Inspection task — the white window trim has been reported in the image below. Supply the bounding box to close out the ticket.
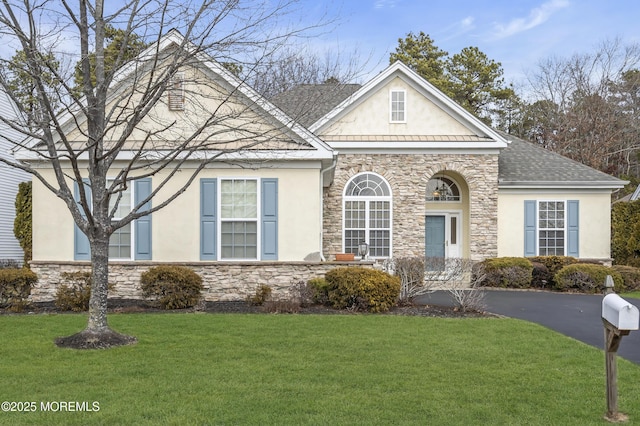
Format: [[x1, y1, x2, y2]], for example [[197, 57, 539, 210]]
[[389, 89, 406, 123], [342, 172, 393, 259], [537, 200, 567, 256], [107, 180, 136, 261], [218, 177, 262, 261]]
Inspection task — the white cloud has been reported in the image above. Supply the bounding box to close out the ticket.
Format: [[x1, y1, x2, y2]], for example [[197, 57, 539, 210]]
[[492, 0, 570, 39], [374, 0, 400, 9]]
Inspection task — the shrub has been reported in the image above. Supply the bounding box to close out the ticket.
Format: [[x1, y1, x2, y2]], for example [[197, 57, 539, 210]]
[[140, 265, 204, 309], [325, 267, 400, 313], [612, 265, 640, 291], [55, 272, 92, 312], [475, 257, 533, 288], [307, 277, 330, 305], [0, 267, 37, 311], [247, 284, 272, 306], [529, 256, 578, 281], [388, 257, 426, 303], [554, 264, 624, 293], [530, 262, 551, 288], [13, 181, 32, 265]]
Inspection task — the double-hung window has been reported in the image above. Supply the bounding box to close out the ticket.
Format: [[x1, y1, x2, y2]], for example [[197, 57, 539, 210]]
[[109, 183, 133, 259], [390, 89, 406, 122], [220, 179, 258, 259], [538, 201, 565, 256]]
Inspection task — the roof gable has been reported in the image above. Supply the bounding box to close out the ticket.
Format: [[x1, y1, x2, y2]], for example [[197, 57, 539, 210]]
[[310, 61, 508, 149]]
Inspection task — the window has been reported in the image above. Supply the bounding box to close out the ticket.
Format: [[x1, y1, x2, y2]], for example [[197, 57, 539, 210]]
[[74, 179, 152, 261], [343, 173, 391, 257], [200, 178, 278, 261], [220, 179, 258, 259], [108, 183, 132, 259], [390, 90, 406, 122], [426, 176, 460, 202], [168, 73, 184, 111], [524, 200, 579, 257], [538, 201, 565, 256]]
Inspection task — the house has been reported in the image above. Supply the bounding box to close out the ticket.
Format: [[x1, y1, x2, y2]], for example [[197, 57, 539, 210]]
[[18, 32, 625, 301], [0, 89, 30, 263]]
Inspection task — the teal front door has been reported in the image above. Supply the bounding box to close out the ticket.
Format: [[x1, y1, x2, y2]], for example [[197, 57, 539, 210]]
[[426, 215, 446, 270]]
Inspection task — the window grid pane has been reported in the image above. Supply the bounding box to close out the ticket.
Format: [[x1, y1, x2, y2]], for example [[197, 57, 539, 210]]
[[344, 230, 366, 255], [109, 223, 131, 259], [391, 91, 405, 122], [221, 221, 257, 259], [221, 179, 257, 219], [538, 201, 566, 255]]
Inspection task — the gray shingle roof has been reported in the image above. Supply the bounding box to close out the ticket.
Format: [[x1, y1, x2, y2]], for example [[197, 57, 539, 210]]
[[270, 84, 361, 127], [498, 132, 625, 188]]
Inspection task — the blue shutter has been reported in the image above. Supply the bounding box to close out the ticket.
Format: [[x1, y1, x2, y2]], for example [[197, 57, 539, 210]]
[[74, 180, 92, 260], [524, 200, 537, 257], [261, 178, 278, 260], [567, 200, 579, 257], [200, 178, 217, 260], [134, 178, 152, 260]]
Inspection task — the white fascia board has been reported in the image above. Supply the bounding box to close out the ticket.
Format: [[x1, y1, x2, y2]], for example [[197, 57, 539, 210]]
[[328, 140, 506, 150]]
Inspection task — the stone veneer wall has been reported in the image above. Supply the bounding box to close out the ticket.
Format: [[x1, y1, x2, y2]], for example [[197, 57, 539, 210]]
[[323, 153, 499, 261], [29, 261, 372, 303]]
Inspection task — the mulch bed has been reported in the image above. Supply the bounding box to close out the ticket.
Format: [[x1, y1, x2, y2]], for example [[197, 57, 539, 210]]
[[1, 299, 493, 318]]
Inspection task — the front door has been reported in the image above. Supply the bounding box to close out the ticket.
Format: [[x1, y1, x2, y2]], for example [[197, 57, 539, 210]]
[[425, 213, 461, 269]]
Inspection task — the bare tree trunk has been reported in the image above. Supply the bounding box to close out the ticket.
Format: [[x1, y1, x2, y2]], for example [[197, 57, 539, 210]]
[[87, 235, 109, 332]]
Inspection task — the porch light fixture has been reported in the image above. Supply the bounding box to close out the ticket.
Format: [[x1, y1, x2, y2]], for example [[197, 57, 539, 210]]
[[358, 241, 369, 260], [432, 169, 450, 199]]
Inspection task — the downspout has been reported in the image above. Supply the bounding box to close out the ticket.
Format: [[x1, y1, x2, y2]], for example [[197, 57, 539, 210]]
[[319, 153, 339, 261]]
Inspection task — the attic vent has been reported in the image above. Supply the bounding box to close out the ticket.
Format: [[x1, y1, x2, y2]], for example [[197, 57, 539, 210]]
[[168, 73, 184, 111]]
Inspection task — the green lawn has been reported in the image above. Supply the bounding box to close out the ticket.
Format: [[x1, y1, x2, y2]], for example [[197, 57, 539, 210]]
[[1, 313, 639, 425], [622, 291, 640, 299]]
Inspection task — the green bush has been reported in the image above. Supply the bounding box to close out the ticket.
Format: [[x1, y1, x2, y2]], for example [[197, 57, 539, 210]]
[[141, 265, 204, 309], [554, 264, 624, 293], [13, 181, 32, 266], [612, 200, 640, 266], [307, 277, 330, 305], [530, 262, 551, 288], [247, 284, 272, 306], [55, 272, 92, 312], [612, 265, 640, 291], [476, 257, 533, 288], [0, 267, 37, 311], [325, 267, 400, 313]]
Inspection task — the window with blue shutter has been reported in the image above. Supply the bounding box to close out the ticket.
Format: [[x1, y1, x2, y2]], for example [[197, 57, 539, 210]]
[[524, 200, 536, 257], [567, 200, 579, 257], [261, 178, 278, 260], [200, 178, 217, 260], [134, 178, 152, 260], [74, 180, 92, 260]]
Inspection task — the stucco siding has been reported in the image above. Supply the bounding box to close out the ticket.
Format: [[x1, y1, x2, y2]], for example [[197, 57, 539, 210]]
[[497, 190, 613, 260], [31, 163, 322, 263]]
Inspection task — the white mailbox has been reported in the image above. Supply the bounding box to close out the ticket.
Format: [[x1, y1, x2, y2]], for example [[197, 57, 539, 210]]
[[602, 294, 640, 330]]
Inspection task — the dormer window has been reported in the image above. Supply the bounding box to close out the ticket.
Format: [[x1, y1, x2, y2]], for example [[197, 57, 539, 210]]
[[168, 73, 184, 111], [390, 89, 406, 122]]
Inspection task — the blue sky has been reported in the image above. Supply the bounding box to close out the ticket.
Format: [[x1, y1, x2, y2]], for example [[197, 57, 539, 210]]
[[300, 0, 640, 85]]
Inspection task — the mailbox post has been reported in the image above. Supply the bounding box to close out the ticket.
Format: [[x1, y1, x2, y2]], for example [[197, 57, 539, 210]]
[[601, 285, 639, 422]]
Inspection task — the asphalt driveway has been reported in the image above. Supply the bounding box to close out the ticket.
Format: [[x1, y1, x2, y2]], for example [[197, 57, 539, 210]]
[[418, 290, 640, 365]]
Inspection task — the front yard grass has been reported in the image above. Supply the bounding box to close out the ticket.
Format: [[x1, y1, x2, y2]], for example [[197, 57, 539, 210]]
[[1, 313, 639, 425]]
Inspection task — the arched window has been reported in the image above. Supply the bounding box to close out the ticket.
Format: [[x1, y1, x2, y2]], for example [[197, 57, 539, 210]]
[[343, 173, 392, 257], [426, 176, 460, 202]]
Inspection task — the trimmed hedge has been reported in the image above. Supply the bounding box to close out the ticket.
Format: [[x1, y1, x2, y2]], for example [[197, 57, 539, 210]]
[[529, 256, 578, 288], [0, 267, 37, 311], [612, 265, 640, 291], [325, 267, 400, 313], [141, 265, 203, 309], [476, 257, 533, 288], [55, 272, 92, 312], [554, 264, 624, 293]]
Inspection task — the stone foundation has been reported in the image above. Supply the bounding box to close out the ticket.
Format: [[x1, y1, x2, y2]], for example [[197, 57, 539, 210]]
[[29, 261, 374, 303]]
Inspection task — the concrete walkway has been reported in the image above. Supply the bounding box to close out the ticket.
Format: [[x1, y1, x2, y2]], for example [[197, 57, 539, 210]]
[[417, 290, 640, 365]]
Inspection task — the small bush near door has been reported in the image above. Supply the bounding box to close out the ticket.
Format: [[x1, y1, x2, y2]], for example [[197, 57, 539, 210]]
[[325, 267, 400, 313], [141, 265, 203, 309]]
